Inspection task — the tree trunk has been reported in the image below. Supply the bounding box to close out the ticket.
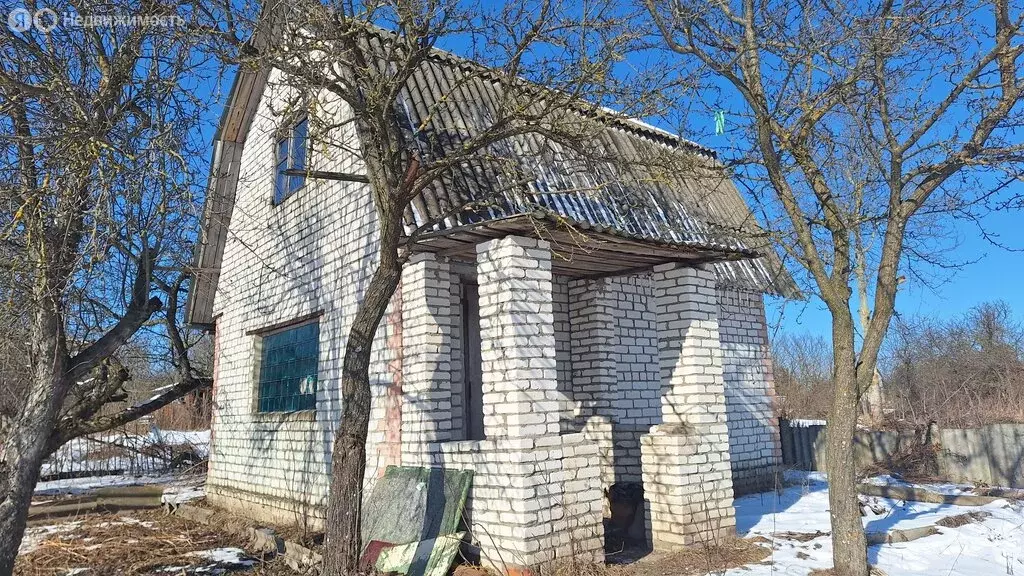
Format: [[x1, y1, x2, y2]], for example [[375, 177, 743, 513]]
[[0, 367, 66, 574], [825, 312, 869, 576], [322, 223, 403, 575]]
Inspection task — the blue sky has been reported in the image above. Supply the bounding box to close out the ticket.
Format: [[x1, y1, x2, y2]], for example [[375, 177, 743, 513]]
[[761, 209, 1024, 340]]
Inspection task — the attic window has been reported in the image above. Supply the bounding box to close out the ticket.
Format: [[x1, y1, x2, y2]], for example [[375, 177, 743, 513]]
[[274, 116, 308, 204]]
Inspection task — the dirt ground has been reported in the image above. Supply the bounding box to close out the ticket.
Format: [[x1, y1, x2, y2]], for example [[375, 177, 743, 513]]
[[17, 506, 771, 576], [601, 537, 772, 576], [16, 510, 295, 576]]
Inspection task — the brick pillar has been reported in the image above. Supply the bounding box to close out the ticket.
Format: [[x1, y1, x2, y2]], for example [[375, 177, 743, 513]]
[[476, 236, 560, 439], [568, 278, 618, 419], [401, 252, 453, 465], [641, 264, 735, 549], [569, 278, 619, 487]]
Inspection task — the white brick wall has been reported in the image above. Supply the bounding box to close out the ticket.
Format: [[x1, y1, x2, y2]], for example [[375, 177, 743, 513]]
[[400, 253, 454, 465], [476, 236, 561, 439], [641, 264, 735, 548], [718, 285, 782, 494], [441, 433, 604, 568], [207, 72, 396, 526]]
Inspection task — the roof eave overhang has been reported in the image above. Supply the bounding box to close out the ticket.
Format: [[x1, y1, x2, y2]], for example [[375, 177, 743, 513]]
[[184, 62, 271, 328]]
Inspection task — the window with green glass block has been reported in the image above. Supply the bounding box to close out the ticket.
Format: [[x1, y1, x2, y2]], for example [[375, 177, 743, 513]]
[[257, 321, 319, 412]]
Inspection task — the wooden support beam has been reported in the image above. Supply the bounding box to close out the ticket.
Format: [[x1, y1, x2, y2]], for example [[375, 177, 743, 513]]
[[283, 169, 370, 184]]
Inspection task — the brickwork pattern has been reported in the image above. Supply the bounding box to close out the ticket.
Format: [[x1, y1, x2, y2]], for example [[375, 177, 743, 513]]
[[568, 278, 617, 419], [718, 286, 783, 495], [641, 264, 736, 549], [400, 253, 454, 465], [552, 276, 575, 423], [206, 77, 395, 523], [608, 275, 662, 426], [475, 236, 561, 439], [640, 429, 736, 546], [441, 434, 604, 569], [449, 275, 465, 440]]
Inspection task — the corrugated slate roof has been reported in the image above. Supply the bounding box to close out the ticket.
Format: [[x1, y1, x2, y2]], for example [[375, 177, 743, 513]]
[[387, 47, 795, 295], [185, 29, 798, 326]]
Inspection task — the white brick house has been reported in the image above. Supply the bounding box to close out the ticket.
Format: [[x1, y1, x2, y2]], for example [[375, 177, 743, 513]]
[[186, 39, 797, 570]]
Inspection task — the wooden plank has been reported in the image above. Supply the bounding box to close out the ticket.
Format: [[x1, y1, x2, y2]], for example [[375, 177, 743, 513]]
[[28, 486, 164, 523]]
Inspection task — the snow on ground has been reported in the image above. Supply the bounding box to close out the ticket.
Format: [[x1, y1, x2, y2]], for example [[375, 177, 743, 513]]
[[161, 479, 207, 505], [34, 427, 209, 504], [33, 471, 206, 508], [34, 473, 180, 496], [18, 521, 83, 555], [41, 428, 211, 478], [191, 547, 256, 568], [862, 474, 977, 496], [727, 471, 1024, 575]]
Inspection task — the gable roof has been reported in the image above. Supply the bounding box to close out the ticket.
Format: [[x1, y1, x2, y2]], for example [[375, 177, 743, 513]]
[[185, 32, 798, 327]]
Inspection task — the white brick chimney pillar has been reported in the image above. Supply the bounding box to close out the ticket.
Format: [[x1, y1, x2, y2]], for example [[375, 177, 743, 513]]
[[476, 235, 560, 439]]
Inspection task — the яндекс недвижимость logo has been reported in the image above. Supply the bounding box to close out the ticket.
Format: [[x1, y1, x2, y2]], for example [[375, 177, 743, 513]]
[[7, 6, 58, 33], [7, 6, 180, 32]]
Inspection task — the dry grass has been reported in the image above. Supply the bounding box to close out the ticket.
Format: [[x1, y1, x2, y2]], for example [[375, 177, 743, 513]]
[[858, 442, 942, 483], [15, 510, 292, 575], [531, 537, 771, 576], [773, 530, 829, 542], [445, 537, 773, 576], [935, 511, 991, 528], [617, 537, 772, 576]]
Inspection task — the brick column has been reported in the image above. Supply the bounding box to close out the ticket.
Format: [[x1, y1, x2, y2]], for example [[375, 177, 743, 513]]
[[401, 252, 453, 465], [476, 236, 560, 439], [568, 278, 618, 419], [568, 278, 619, 487], [641, 264, 735, 548]]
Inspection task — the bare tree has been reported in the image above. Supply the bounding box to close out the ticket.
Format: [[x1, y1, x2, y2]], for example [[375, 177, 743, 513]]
[[883, 301, 1024, 426], [772, 333, 834, 419], [0, 1, 219, 569], [645, 0, 1024, 574], [196, 0, 676, 571]]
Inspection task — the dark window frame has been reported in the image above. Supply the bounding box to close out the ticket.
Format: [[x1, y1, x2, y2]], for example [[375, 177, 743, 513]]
[[254, 318, 320, 413], [273, 115, 308, 205]]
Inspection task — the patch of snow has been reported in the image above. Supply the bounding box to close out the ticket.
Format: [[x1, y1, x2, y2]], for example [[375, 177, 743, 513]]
[[19, 521, 83, 555], [64, 569, 89, 575], [782, 469, 829, 486], [728, 472, 1024, 576], [35, 473, 178, 496], [190, 547, 255, 568], [162, 485, 206, 505], [41, 427, 211, 478], [863, 474, 977, 496]]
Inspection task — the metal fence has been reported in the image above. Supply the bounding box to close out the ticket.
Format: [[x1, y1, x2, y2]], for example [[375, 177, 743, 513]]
[[778, 419, 826, 471], [39, 420, 209, 482], [777, 418, 1024, 488]]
